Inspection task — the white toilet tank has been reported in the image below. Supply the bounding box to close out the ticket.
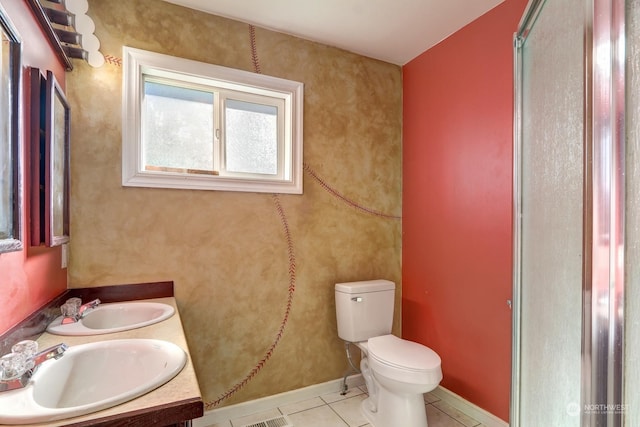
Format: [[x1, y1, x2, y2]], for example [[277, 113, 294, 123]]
[[335, 279, 395, 342]]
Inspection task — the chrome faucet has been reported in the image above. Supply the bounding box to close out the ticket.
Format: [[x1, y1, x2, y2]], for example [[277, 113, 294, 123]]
[[30, 343, 68, 367], [78, 298, 101, 316], [0, 342, 68, 392], [61, 298, 101, 324]]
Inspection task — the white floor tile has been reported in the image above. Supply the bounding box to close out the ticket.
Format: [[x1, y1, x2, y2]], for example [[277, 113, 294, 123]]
[[426, 404, 468, 427], [329, 394, 368, 427], [432, 400, 481, 427], [287, 405, 349, 427], [425, 391, 441, 404], [279, 397, 326, 415]]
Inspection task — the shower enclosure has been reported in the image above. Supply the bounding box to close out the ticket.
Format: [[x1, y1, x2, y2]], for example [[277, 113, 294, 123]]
[[512, 0, 637, 426]]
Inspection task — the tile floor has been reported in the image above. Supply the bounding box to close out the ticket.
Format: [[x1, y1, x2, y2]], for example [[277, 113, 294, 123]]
[[206, 385, 487, 427]]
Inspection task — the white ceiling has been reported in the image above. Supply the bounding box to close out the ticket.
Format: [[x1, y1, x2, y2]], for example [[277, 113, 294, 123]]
[[162, 0, 506, 65]]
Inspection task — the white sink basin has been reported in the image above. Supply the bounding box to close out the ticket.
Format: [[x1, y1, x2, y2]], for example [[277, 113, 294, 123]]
[[0, 339, 186, 424], [46, 301, 175, 335]]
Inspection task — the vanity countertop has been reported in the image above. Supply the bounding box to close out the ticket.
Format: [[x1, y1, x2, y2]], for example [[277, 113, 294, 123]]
[[28, 297, 203, 427]]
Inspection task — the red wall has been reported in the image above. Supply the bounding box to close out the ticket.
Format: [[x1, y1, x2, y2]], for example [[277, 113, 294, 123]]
[[402, 0, 528, 421], [0, 0, 67, 334]]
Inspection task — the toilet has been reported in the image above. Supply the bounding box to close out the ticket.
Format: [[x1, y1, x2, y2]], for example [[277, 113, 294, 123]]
[[335, 279, 442, 427]]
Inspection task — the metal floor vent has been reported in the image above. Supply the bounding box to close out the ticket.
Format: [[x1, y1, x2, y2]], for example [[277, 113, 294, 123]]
[[240, 415, 293, 427]]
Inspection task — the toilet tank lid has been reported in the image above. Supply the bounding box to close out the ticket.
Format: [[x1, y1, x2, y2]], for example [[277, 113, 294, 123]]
[[335, 279, 395, 293]]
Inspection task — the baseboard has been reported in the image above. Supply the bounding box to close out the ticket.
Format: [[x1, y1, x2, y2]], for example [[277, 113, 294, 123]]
[[430, 386, 509, 427], [193, 375, 365, 426]]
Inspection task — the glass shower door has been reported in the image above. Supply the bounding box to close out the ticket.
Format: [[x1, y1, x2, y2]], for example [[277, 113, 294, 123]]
[[514, 0, 628, 424], [625, 1, 639, 425], [513, 0, 585, 425]]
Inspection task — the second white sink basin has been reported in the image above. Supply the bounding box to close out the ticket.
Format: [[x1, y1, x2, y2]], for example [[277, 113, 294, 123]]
[[0, 339, 187, 424], [46, 301, 175, 336]]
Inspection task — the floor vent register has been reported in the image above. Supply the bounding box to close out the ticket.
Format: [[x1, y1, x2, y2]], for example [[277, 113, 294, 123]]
[[241, 415, 293, 427]]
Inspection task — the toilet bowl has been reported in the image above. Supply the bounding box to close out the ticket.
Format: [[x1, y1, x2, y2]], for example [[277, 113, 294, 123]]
[[358, 335, 442, 427]]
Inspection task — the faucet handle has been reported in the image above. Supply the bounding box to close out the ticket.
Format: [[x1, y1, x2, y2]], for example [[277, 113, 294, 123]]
[[66, 297, 82, 307], [11, 340, 38, 358], [63, 297, 82, 313], [1, 341, 39, 379], [0, 352, 28, 381], [61, 301, 79, 318], [10, 340, 38, 372]]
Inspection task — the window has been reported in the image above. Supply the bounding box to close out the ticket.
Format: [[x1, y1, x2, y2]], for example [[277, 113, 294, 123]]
[[122, 47, 303, 194]]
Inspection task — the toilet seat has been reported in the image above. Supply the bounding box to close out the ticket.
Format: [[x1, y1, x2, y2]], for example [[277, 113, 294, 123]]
[[368, 335, 442, 385]]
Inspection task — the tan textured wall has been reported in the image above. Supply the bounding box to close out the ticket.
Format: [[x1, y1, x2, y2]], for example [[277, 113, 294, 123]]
[[68, 0, 402, 407]]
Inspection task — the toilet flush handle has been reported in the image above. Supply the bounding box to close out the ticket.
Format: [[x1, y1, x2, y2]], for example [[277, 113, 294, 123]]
[[351, 297, 363, 302]]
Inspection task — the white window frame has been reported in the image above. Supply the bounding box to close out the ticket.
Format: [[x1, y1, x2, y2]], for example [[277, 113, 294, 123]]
[[122, 46, 304, 194]]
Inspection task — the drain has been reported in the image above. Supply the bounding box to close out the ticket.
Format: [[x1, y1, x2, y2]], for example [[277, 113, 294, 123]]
[[240, 415, 293, 427]]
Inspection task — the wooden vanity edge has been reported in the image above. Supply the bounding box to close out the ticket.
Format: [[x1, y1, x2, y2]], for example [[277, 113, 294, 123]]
[[64, 397, 204, 427]]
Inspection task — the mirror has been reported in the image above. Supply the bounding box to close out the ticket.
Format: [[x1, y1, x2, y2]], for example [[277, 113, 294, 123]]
[[44, 70, 70, 247], [0, 5, 22, 254]]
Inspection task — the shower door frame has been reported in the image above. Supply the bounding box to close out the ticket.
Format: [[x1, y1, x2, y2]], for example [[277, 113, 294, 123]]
[[512, 0, 626, 425]]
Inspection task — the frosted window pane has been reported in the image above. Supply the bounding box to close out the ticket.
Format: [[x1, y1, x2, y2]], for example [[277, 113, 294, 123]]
[[518, 0, 584, 425], [143, 81, 214, 171], [225, 99, 277, 175]]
